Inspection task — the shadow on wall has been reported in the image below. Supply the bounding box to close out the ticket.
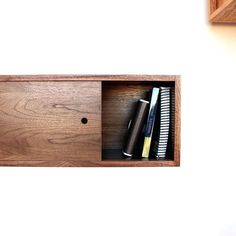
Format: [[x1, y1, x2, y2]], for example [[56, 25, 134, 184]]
[[208, 23, 236, 61], [203, 0, 236, 61], [210, 24, 236, 44], [219, 224, 236, 236]]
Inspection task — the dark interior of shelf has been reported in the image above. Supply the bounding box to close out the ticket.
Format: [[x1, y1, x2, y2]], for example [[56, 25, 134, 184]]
[[102, 81, 176, 161]]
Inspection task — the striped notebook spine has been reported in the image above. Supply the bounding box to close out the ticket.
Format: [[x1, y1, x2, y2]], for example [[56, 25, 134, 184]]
[[155, 87, 171, 159]]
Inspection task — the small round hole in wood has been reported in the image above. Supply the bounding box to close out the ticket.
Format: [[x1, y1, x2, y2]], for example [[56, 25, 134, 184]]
[[81, 117, 88, 124]]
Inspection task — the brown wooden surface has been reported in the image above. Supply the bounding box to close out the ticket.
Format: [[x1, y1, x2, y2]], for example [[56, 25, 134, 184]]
[[218, 0, 228, 6], [174, 77, 181, 166], [0, 75, 177, 82], [209, 0, 218, 14], [210, 0, 236, 22], [0, 75, 180, 167], [0, 160, 178, 167], [0, 82, 101, 162]]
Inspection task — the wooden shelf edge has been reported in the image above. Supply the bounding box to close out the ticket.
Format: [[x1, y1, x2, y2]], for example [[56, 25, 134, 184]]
[[0, 74, 179, 82], [209, 0, 236, 23], [0, 160, 180, 167]]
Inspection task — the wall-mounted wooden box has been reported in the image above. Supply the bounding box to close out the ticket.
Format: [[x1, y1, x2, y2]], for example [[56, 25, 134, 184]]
[[209, 0, 236, 22], [0, 75, 180, 167]]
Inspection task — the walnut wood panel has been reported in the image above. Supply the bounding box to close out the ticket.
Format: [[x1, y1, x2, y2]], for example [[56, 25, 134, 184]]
[[0, 82, 101, 162], [210, 0, 236, 22]]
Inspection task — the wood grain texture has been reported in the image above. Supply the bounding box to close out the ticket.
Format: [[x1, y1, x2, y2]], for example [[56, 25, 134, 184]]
[[218, 0, 230, 7], [210, 0, 236, 22], [0, 160, 178, 167], [0, 75, 178, 82], [209, 0, 218, 14], [174, 77, 181, 166], [0, 82, 101, 161]]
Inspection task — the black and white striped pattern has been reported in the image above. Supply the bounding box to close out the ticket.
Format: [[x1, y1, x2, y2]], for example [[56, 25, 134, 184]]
[[156, 87, 171, 159]]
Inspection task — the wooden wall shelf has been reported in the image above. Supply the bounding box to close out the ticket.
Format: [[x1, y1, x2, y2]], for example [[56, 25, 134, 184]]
[[209, 0, 236, 22], [0, 75, 181, 167]]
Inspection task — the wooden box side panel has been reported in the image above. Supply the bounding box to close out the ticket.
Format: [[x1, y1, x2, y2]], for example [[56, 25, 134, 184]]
[[174, 77, 181, 166]]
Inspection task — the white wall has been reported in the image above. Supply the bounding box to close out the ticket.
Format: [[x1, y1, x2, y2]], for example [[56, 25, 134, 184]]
[[0, 0, 236, 235]]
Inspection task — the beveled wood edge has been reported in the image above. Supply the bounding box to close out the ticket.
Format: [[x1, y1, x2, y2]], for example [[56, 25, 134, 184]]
[[174, 77, 181, 166], [209, 0, 236, 22], [0, 160, 180, 167], [0, 74, 179, 82]]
